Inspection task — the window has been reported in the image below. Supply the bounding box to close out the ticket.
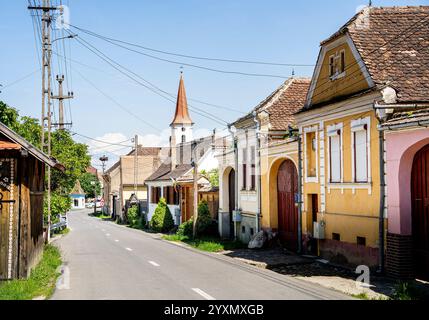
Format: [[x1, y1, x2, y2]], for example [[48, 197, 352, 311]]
[[357, 236, 366, 246], [352, 119, 370, 183], [340, 50, 346, 73], [250, 146, 256, 190], [242, 226, 246, 234], [328, 125, 342, 183], [151, 187, 161, 204], [181, 135, 186, 143], [242, 148, 247, 190], [306, 131, 317, 178], [329, 55, 335, 77]]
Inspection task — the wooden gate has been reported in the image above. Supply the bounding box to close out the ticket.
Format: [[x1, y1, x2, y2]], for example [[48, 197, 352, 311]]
[[411, 144, 429, 281], [277, 160, 298, 252]]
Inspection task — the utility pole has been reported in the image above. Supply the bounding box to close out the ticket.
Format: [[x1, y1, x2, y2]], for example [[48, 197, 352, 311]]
[[133, 134, 138, 197], [29, 0, 57, 243], [51, 75, 73, 130], [191, 141, 199, 238]]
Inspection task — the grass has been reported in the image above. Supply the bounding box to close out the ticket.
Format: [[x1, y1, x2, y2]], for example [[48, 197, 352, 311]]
[[0, 245, 62, 300], [163, 234, 246, 253], [392, 281, 421, 300], [352, 292, 370, 300], [57, 227, 70, 235]]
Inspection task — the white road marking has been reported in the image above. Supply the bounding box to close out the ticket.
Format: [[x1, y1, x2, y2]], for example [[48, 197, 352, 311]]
[[115, 239, 119, 242], [125, 247, 133, 251], [148, 261, 160, 267], [191, 288, 215, 300]]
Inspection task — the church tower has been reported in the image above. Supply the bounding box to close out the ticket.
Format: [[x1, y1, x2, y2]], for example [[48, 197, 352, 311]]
[[170, 73, 193, 169]]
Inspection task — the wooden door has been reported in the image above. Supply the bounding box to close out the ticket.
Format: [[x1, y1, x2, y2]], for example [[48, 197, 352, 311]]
[[411, 144, 429, 281], [277, 160, 298, 251], [228, 169, 235, 238], [0, 158, 16, 279]]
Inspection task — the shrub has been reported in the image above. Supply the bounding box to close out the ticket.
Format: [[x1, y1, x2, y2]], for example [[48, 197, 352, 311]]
[[44, 192, 71, 224], [138, 213, 146, 229], [196, 200, 213, 235], [127, 205, 139, 227], [177, 219, 193, 238], [150, 198, 174, 233]]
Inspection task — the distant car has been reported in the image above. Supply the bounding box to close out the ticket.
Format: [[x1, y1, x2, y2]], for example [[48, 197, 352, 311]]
[[86, 201, 102, 209]]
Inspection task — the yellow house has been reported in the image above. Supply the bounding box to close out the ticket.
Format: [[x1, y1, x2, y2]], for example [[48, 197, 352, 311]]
[[295, 6, 429, 270], [258, 78, 310, 252], [295, 6, 391, 267]]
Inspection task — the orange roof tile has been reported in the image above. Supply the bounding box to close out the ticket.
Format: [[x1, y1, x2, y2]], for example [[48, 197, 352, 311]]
[[0, 139, 21, 150]]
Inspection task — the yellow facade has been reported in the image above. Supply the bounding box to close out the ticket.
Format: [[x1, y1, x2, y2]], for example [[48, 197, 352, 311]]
[[296, 33, 383, 266], [260, 139, 298, 231]]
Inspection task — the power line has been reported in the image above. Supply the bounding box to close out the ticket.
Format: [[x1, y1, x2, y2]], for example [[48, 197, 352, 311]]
[[67, 24, 290, 80], [72, 67, 162, 131], [66, 29, 228, 126], [70, 131, 133, 147], [0, 69, 41, 90], [68, 23, 315, 68], [52, 49, 244, 115]]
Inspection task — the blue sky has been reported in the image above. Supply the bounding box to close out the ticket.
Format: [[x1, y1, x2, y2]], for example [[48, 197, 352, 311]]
[[1, 0, 428, 168]]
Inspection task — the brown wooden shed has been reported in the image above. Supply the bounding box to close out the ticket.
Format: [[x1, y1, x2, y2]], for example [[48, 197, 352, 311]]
[[0, 122, 64, 280]]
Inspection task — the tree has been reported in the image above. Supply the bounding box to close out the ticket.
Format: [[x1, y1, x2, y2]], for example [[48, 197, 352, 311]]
[[0, 101, 21, 131], [50, 130, 91, 193], [79, 172, 101, 198], [44, 192, 71, 223], [200, 169, 219, 187]]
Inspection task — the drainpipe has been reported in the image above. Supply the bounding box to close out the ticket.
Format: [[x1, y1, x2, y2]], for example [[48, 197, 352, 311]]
[[253, 112, 262, 233], [228, 124, 239, 240], [297, 132, 303, 254], [377, 128, 386, 274]]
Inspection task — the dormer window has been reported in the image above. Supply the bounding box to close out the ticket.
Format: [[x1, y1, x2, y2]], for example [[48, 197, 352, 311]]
[[329, 50, 346, 80]]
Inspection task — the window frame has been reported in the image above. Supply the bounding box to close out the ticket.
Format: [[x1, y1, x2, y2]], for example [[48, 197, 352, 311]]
[[304, 126, 319, 183], [351, 117, 371, 184], [327, 123, 343, 184]]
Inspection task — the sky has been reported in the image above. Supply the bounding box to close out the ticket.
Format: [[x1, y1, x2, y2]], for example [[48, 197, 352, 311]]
[[1, 0, 428, 169]]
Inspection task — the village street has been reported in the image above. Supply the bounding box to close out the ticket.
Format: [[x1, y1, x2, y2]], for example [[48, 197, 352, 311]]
[[51, 209, 349, 300]]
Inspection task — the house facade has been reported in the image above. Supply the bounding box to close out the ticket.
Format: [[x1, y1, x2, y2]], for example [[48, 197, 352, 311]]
[[70, 180, 85, 209], [295, 6, 429, 272], [217, 78, 310, 244], [103, 145, 165, 220]]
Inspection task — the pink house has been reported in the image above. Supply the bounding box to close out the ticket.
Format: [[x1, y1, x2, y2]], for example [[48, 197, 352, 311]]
[[380, 109, 429, 280]]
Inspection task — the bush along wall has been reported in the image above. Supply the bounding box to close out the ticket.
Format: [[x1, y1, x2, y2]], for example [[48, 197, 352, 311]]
[[149, 198, 174, 233]]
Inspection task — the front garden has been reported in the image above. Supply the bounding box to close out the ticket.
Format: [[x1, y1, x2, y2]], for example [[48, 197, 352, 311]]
[[122, 197, 244, 253]]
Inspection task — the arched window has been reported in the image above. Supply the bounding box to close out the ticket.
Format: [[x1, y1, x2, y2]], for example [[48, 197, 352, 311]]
[[182, 135, 186, 143]]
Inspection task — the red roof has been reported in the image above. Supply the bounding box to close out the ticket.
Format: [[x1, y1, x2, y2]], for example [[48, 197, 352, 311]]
[[170, 75, 193, 126], [0, 139, 21, 150]]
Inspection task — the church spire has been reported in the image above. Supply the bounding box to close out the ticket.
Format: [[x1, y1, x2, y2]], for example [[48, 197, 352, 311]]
[[170, 73, 193, 127]]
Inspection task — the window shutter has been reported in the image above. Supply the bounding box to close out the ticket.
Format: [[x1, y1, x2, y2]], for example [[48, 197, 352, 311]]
[[354, 130, 368, 182], [330, 135, 341, 182]]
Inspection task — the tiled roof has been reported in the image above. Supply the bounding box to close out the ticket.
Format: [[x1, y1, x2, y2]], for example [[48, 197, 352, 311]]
[[324, 6, 429, 103], [0, 138, 21, 150], [232, 78, 310, 130], [145, 163, 193, 182], [379, 108, 429, 128], [127, 146, 162, 156], [263, 78, 311, 130]]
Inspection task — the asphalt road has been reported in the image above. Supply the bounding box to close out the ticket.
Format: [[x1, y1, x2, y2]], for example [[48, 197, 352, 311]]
[[51, 209, 350, 300]]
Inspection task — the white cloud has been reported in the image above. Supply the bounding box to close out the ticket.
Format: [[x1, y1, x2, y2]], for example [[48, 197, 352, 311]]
[[90, 127, 218, 172]]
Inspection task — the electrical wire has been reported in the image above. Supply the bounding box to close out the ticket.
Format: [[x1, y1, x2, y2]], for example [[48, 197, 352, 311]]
[[67, 24, 290, 80]]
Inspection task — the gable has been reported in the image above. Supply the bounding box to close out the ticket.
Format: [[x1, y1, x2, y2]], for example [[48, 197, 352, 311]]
[[307, 34, 374, 107]]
